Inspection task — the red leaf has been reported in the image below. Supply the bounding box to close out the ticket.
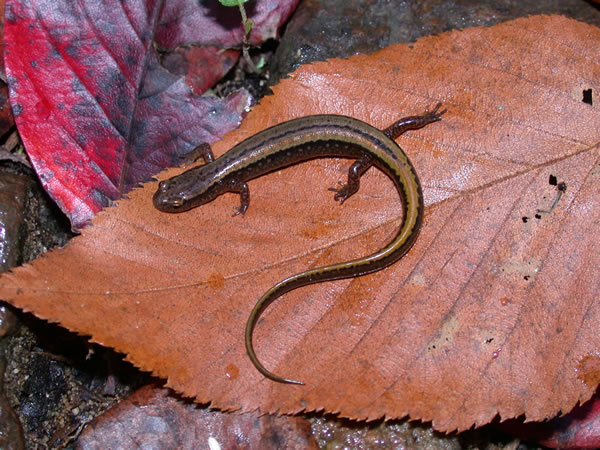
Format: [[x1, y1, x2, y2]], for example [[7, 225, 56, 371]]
[[0, 82, 14, 136], [156, 0, 300, 49], [4, 0, 298, 229], [161, 46, 240, 95], [501, 393, 600, 448]]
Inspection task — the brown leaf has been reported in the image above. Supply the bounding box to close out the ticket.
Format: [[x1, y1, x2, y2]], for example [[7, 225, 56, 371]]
[[0, 15, 599, 431]]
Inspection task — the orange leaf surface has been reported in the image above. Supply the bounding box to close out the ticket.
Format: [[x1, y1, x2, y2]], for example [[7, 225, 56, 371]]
[[1, 15, 599, 431]]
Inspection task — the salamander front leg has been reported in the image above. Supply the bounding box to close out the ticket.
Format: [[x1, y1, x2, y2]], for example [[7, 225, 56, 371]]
[[180, 142, 215, 167], [329, 153, 374, 204]]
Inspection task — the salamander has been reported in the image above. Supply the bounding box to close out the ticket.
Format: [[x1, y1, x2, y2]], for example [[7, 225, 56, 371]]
[[153, 103, 446, 384]]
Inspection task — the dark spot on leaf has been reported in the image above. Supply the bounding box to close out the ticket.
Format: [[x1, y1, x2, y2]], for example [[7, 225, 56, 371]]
[[76, 134, 88, 146], [66, 44, 79, 58], [12, 103, 24, 116], [582, 88, 593, 105], [4, 4, 16, 23], [50, 47, 61, 59], [38, 170, 55, 183]]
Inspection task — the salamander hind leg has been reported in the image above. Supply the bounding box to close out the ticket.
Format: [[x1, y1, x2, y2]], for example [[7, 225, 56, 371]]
[[329, 153, 374, 204], [231, 182, 250, 216]]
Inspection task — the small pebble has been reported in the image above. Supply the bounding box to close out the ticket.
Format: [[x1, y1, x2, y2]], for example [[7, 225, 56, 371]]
[[0, 304, 19, 339]]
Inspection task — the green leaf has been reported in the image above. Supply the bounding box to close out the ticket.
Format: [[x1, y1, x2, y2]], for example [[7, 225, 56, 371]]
[[245, 19, 254, 35], [218, 0, 250, 7]]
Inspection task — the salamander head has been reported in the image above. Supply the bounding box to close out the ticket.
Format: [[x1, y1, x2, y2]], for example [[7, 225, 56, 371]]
[[153, 166, 221, 213]]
